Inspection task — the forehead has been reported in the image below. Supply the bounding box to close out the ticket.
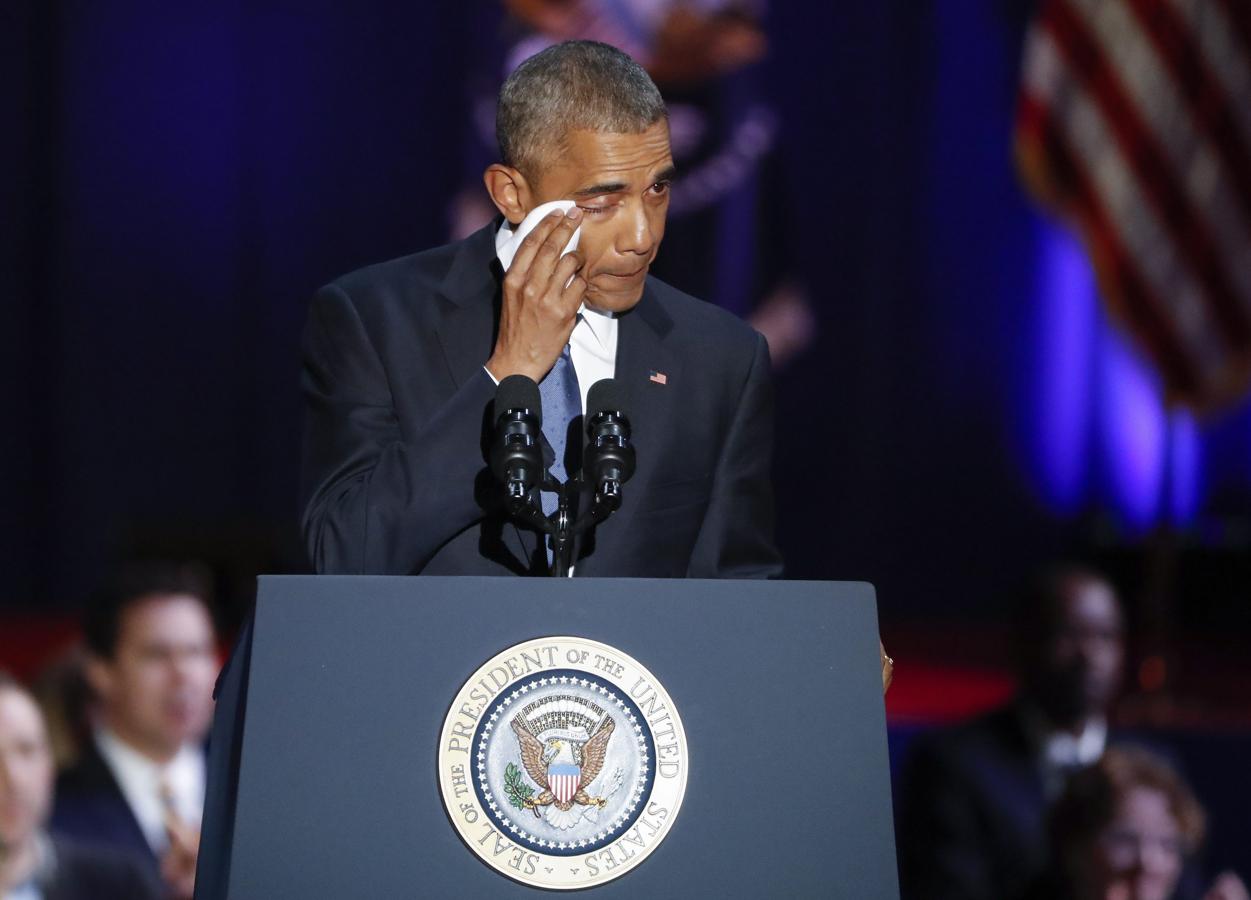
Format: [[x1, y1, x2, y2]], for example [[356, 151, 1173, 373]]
[[0, 688, 46, 743], [1057, 579, 1122, 631], [118, 593, 213, 643], [538, 121, 672, 189], [1115, 785, 1176, 830]]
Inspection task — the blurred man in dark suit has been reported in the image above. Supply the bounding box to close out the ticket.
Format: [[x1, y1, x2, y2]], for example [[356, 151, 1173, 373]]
[[0, 671, 159, 900], [51, 564, 217, 900], [897, 564, 1126, 900]]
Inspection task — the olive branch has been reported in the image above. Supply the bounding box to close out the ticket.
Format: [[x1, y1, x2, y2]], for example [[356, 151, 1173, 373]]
[[504, 762, 534, 810]]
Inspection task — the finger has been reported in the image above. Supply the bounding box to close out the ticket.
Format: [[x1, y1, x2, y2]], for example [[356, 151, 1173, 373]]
[[508, 209, 568, 279], [527, 211, 582, 284], [548, 249, 585, 297], [560, 271, 588, 315]]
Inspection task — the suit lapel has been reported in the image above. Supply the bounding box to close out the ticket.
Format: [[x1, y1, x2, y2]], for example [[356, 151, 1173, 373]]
[[80, 739, 158, 862], [614, 279, 679, 461], [433, 222, 503, 391], [575, 281, 679, 575]]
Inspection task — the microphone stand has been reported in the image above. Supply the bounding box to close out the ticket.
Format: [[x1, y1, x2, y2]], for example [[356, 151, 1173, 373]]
[[548, 478, 627, 577], [548, 479, 581, 578], [501, 474, 585, 578], [493, 378, 634, 577]]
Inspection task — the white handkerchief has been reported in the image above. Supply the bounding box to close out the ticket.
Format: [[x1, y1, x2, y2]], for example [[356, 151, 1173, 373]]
[[495, 200, 582, 272]]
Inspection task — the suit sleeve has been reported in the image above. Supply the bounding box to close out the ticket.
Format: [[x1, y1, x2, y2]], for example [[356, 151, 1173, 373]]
[[299, 283, 496, 574], [685, 332, 784, 579]]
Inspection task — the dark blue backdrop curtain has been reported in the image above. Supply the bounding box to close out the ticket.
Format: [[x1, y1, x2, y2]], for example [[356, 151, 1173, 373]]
[[6, 1, 1249, 623]]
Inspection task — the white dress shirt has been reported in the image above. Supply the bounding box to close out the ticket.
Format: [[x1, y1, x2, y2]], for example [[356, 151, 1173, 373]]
[[94, 729, 205, 854], [1020, 706, 1108, 797], [490, 218, 619, 408], [2, 833, 55, 900], [3, 883, 41, 900]]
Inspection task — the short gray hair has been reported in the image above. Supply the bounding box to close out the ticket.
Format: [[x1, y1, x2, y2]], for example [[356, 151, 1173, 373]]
[[497, 40, 667, 179]]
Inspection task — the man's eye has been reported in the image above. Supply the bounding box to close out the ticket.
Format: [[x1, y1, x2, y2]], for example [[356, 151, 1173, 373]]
[[578, 205, 609, 216], [650, 181, 671, 195]]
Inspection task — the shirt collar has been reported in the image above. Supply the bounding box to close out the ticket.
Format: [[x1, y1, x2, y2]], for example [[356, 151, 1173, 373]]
[[493, 216, 517, 262], [577, 303, 615, 352], [1018, 704, 1108, 767], [94, 727, 205, 848], [5, 831, 55, 899], [95, 727, 170, 784]]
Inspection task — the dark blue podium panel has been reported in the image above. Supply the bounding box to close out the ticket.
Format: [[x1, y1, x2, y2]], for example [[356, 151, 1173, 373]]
[[216, 577, 898, 898]]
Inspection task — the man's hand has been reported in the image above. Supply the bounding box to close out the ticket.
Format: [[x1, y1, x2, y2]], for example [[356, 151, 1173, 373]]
[[487, 207, 587, 382], [880, 640, 894, 695], [1205, 872, 1251, 900]]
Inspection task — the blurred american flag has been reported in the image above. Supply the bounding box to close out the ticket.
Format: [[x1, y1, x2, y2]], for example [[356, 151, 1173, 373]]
[[1015, 0, 1251, 411]]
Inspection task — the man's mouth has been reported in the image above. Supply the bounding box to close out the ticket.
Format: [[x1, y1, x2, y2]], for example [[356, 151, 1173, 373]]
[[599, 266, 646, 281]]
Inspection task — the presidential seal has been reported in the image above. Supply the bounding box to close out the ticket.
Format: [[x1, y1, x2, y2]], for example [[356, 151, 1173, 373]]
[[438, 636, 688, 889]]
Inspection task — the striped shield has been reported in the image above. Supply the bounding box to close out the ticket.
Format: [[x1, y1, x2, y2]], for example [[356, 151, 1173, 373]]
[[548, 763, 581, 805]]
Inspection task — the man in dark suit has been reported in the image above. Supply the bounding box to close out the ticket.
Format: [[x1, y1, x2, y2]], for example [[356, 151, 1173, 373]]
[[51, 563, 217, 900], [895, 565, 1127, 900], [300, 39, 782, 578], [0, 672, 160, 900]]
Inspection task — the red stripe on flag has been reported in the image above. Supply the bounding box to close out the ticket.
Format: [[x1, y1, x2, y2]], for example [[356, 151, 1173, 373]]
[[1123, 0, 1251, 229], [1044, 0, 1251, 346], [1017, 92, 1204, 398]]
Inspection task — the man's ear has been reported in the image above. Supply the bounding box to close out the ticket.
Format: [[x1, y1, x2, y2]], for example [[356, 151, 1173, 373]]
[[84, 654, 115, 703], [483, 164, 533, 225]]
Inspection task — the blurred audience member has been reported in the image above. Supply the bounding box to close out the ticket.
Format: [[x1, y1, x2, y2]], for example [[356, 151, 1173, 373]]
[[31, 649, 92, 772], [897, 564, 1126, 900], [1027, 746, 1247, 900], [0, 671, 159, 900], [50, 563, 218, 900], [502, 0, 767, 87]]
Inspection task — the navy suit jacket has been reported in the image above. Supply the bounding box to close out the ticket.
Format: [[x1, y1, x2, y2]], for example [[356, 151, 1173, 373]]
[[896, 705, 1049, 900], [42, 837, 162, 900], [50, 739, 159, 880], [300, 221, 782, 578]]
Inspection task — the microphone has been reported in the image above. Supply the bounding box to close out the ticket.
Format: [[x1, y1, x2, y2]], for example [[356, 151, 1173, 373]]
[[583, 379, 635, 510], [490, 375, 544, 502]]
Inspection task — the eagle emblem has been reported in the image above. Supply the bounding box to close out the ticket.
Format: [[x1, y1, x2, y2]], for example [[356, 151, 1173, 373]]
[[509, 714, 615, 815]]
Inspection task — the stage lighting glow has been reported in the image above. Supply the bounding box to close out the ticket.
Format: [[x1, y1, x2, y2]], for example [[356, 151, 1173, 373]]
[[1029, 219, 1203, 533], [1032, 223, 1096, 513]]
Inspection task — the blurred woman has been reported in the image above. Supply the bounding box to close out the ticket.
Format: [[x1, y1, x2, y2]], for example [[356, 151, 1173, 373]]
[[1030, 745, 1247, 900]]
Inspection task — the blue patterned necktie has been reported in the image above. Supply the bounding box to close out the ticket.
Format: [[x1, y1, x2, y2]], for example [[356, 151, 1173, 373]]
[[538, 343, 581, 559]]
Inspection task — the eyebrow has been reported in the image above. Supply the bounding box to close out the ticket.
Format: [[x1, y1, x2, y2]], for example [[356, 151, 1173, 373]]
[[571, 166, 678, 198], [572, 182, 627, 198]]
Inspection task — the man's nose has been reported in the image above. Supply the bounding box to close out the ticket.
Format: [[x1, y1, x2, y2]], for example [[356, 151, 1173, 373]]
[[169, 651, 198, 683], [616, 202, 657, 256], [1140, 840, 1178, 874]]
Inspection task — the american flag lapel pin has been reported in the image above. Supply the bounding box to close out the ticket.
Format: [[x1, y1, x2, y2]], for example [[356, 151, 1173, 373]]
[[649, 370, 668, 385]]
